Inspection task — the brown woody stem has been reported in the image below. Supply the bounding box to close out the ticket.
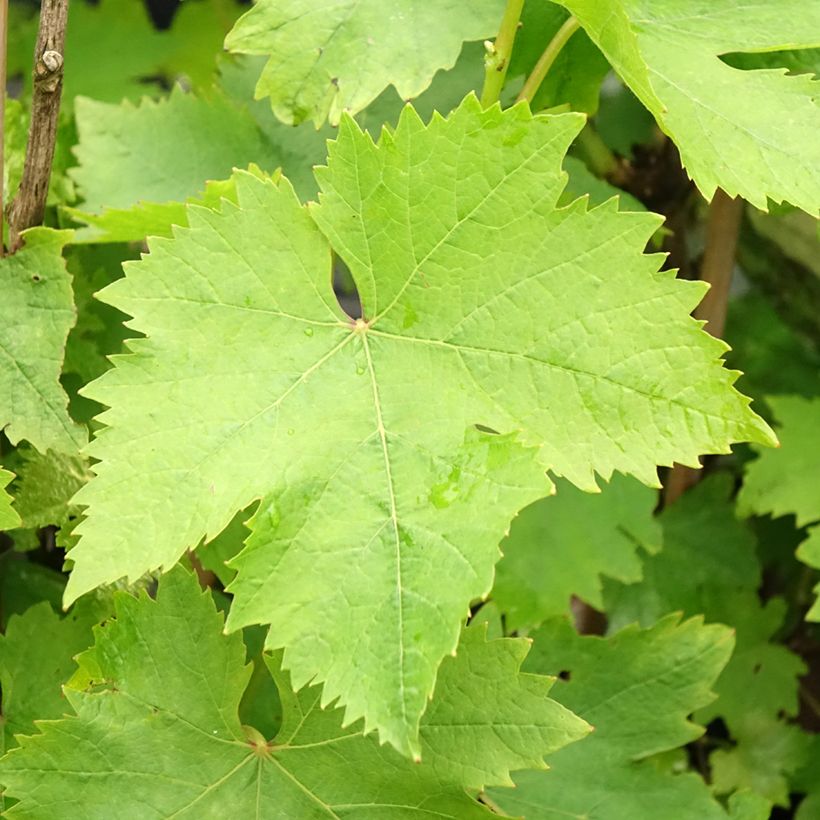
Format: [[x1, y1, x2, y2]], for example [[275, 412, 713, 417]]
[[6, 0, 69, 252], [0, 0, 8, 254]]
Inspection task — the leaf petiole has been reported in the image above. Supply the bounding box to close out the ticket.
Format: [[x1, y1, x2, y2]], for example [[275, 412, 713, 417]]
[[479, 0, 525, 108], [516, 15, 581, 106]]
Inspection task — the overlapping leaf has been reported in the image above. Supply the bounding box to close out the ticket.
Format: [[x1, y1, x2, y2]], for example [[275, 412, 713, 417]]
[[224, 0, 505, 125], [0, 469, 21, 531], [488, 615, 769, 820], [604, 477, 806, 747], [739, 396, 820, 620], [0, 229, 85, 454], [9, 0, 242, 105], [555, 0, 820, 212], [0, 598, 107, 752], [65, 99, 771, 755], [739, 396, 820, 527], [0, 568, 584, 816], [493, 474, 661, 629], [67, 89, 275, 243], [5, 447, 91, 551]]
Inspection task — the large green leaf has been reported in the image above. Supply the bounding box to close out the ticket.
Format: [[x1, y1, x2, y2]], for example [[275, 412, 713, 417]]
[[555, 0, 820, 213], [224, 0, 505, 125], [0, 229, 86, 454], [489, 615, 768, 820], [493, 474, 661, 629], [797, 526, 820, 621], [739, 395, 820, 527], [0, 567, 583, 816], [65, 99, 771, 755], [0, 469, 21, 531]]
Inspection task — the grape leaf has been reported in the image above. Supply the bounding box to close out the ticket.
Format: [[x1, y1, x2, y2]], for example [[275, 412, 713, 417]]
[[65, 99, 771, 755], [797, 527, 820, 621], [224, 0, 505, 125], [554, 0, 820, 213], [0, 469, 21, 531], [62, 246, 136, 384], [739, 395, 820, 527], [493, 474, 661, 629], [9, 0, 241, 105], [0, 567, 581, 816], [0, 599, 107, 752], [66, 89, 274, 243], [0, 229, 86, 454], [6, 446, 91, 536], [711, 716, 814, 807], [488, 614, 761, 820], [418, 621, 589, 789], [0, 556, 65, 628], [604, 476, 806, 737]]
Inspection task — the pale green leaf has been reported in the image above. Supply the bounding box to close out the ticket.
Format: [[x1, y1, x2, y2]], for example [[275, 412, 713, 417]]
[[0, 469, 21, 531], [0, 567, 568, 818], [65, 99, 771, 755], [0, 599, 107, 753], [555, 0, 820, 213], [417, 621, 589, 788], [489, 614, 745, 820], [493, 474, 661, 629], [739, 395, 820, 527], [0, 229, 86, 454], [224, 0, 505, 125]]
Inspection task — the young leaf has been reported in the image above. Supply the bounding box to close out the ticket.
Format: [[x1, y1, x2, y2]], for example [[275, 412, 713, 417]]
[[739, 395, 820, 527], [224, 0, 505, 125], [65, 99, 772, 756], [555, 0, 820, 213], [487, 615, 758, 820], [0, 469, 21, 531], [0, 229, 86, 454], [493, 474, 661, 629], [0, 568, 579, 817]]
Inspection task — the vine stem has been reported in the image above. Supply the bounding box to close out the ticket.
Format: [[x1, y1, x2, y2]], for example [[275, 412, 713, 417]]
[[480, 0, 524, 108], [7, 0, 69, 252], [664, 189, 743, 505], [0, 0, 8, 255], [516, 15, 580, 105]]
